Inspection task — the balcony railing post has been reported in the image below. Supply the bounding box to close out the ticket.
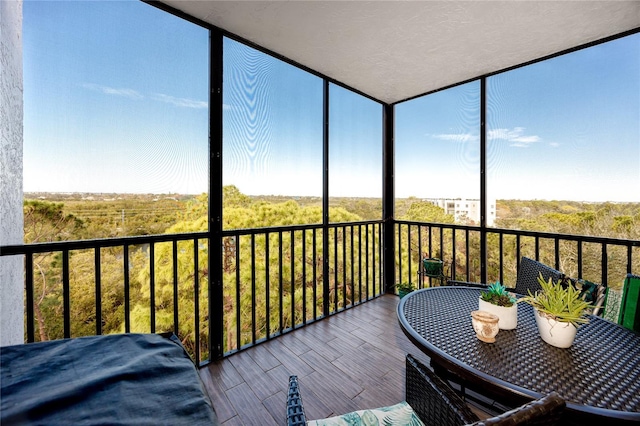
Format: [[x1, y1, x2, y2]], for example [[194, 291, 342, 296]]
[[383, 103, 395, 293], [25, 254, 35, 343], [172, 241, 179, 338], [149, 243, 155, 333], [194, 239, 201, 365], [602, 243, 608, 288], [480, 77, 488, 284], [322, 79, 330, 317], [95, 248, 102, 336], [62, 250, 70, 339], [209, 26, 224, 360]]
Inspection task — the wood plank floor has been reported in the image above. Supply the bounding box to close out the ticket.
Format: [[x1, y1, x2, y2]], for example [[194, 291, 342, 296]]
[[198, 294, 435, 425]]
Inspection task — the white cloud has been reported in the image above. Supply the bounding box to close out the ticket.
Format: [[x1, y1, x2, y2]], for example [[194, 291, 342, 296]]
[[431, 133, 478, 143], [81, 83, 207, 109], [430, 128, 541, 147], [81, 83, 143, 100], [151, 93, 207, 109], [512, 135, 540, 143], [488, 127, 540, 147]]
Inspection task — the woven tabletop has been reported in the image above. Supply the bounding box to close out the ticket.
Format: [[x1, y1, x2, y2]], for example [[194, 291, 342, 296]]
[[398, 287, 640, 419]]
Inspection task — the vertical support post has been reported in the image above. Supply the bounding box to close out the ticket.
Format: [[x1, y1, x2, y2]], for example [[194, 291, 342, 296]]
[[601, 243, 608, 288], [149, 243, 156, 333], [25, 255, 34, 342], [62, 250, 70, 338], [322, 80, 331, 317], [124, 245, 130, 333], [209, 27, 224, 360], [480, 77, 488, 284], [383, 103, 395, 293], [95, 248, 102, 335], [577, 241, 583, 278]]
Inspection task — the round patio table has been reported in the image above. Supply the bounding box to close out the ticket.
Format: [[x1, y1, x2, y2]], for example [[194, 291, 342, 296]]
[[397, 286, 640, 425]]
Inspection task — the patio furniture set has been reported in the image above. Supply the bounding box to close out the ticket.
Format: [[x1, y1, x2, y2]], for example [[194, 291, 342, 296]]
[[287, 257, 640, 425], [2, 257, 637, 425]]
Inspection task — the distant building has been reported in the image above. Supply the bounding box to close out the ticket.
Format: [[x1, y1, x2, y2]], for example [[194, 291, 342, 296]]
[[423, 198, 496, 226]]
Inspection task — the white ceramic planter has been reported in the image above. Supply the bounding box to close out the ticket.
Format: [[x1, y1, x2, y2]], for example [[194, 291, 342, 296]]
[[533, 309, 577, 348], [478, 298, 518, 330]]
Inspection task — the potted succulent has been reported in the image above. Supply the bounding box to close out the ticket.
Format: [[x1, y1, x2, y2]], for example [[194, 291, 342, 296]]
[[396, 282, 415, 299], [479, 282, 518, 330], [518, 273, 592, 348]]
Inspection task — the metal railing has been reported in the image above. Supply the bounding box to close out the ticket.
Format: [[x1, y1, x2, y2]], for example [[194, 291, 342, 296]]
[[0, 220, 384, 364], [220, 221, 383, 355], [1, 232, 211, 363], [3, 219, 638, 364], [396, 220, 640, 292]]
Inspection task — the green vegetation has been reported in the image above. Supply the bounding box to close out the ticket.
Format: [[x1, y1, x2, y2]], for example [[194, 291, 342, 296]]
[[496, 200, 640, 240], [26, 193, 188, 239], [22, 187, 385, 356], [491, 200, 640, 290], [518, 273, 592, 327], [21, 190, 639, 358], [395, 282, 415, 294]]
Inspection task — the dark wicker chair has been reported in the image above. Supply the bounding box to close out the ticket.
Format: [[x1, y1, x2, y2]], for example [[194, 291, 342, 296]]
[[449, 258, 607, 317], [514, 257, 564, 296], [445, 257, 562, 295], [406, 354, 565, 426], [514, 257, 608, 314], [286, 354, 566, 426], [405, 354, 479, 425]]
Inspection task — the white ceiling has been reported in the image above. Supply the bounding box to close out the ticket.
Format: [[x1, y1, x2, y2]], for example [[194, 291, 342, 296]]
[[160, 1, 640, 104]]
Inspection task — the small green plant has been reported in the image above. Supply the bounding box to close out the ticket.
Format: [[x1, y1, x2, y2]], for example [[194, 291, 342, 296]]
[[518, 273, 592, 327], [396, 282, 415, 298], [396, 282, 414, 294], [480, 282, 516, 307]]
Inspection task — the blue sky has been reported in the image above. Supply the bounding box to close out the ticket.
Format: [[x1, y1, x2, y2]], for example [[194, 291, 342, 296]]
[[23, 1, 639, 202], [397, 33, 640, 202], [23, 0, 209, 195]]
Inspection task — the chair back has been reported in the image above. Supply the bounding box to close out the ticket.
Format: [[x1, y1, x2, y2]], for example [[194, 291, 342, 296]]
[[515, 257, 563, 296], [468, 392, 565, 426], [618, 273, 640, 332], [406, 354, 565, 426], [406, 354, 480, 426]]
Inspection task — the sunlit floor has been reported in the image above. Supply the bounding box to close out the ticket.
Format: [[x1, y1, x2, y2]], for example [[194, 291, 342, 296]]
[[198, 294, 489, 425]]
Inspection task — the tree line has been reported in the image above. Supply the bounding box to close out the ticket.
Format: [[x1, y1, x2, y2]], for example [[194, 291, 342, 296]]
[[22, 189, 639, 357]]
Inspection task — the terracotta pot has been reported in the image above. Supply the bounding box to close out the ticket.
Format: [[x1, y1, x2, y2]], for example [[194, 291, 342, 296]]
[[478, 298, 518, 330], [471, 310, 500, 343]]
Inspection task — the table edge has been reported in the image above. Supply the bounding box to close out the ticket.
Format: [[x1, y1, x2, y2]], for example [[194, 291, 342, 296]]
[[396, 287, 640, 422]]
